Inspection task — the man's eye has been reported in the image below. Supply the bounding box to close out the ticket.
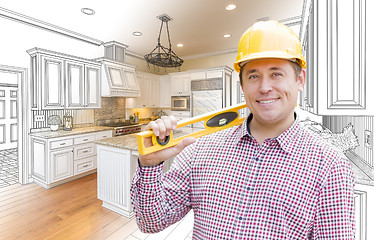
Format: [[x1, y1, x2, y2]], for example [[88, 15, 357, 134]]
[[248, 75, 258, 79], [272, 72, 282, 77]]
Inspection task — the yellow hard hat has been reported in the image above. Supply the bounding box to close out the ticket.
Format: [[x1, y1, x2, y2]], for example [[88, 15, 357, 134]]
[[234, 20, 306, 72]]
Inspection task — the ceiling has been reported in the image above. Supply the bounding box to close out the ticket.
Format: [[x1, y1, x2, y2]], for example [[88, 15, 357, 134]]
[[1, 0, 304, 58]]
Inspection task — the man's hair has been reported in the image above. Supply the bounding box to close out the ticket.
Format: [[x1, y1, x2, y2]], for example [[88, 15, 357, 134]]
[[239, 61, 303, 86]]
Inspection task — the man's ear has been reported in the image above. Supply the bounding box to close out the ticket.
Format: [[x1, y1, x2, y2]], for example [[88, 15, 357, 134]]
[[297, 69, 306, 91]]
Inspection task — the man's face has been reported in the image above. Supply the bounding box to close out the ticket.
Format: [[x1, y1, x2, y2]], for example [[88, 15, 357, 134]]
[[240, 58, 305, 127]]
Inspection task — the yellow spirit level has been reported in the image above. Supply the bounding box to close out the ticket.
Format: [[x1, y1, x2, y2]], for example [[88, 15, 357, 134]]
[[136, 103, 248, 155]]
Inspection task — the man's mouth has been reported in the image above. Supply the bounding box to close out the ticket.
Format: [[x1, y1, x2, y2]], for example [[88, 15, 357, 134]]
[[257, 98, 279, 104]]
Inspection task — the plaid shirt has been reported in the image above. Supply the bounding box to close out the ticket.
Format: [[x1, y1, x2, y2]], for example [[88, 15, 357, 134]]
[[131, 114, 355, 239]]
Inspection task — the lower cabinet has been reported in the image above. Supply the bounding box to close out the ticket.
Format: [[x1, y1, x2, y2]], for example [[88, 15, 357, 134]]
[[97, 144, 137, 218], [31, 130, 112, 188], [51, 147, 74, 182], [354, 183, 374, 240]]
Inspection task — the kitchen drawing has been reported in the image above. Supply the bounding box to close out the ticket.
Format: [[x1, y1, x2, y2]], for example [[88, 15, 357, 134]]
[[0, 0, 373, 239]]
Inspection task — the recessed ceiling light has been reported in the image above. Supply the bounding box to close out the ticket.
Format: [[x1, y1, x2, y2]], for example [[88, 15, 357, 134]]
[[132, 31, 142, 36], [226, 4, 236, 11], [177, 43, 184, 47], [224, 34, 232, 38], [81, 8, 95, 15]]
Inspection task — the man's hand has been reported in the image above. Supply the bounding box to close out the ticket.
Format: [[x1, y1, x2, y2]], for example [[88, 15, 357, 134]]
[[139, 116, 196, 167]]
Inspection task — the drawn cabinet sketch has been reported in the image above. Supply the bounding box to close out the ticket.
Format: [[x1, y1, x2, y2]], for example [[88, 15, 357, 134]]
[[50, 146, 74, 182], [30, 130, 112, 189], [66, 61, 101, 109], [27, 48, 101, 110], [300, 0, 372, 115], [40, 55, 65, 109], [0, 85, 18, 150]]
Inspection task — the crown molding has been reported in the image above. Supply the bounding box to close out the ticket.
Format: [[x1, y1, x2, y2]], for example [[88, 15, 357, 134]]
[[0, 7, 103, 46]]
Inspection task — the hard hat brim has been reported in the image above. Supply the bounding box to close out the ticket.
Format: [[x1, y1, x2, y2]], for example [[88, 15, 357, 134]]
[[234, 51, 307, 72]]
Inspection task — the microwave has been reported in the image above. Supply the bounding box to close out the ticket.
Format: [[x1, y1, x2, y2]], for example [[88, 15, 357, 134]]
[[171, 96, 190, 111]]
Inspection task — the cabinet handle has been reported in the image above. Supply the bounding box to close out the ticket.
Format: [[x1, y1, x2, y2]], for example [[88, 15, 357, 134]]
[[102, 136, 107, 138], [83, 139, 89, 141], [60, 143, 66, 145], [82, 150, 89, 153], [83, 164, 89, 168]]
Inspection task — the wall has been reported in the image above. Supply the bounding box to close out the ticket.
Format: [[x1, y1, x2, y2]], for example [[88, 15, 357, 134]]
[[324, 115, 374, 168]]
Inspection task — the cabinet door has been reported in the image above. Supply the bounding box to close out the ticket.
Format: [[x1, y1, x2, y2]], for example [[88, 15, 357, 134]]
[[170, 74, 190, 96], [41, 55, 65, 109], [85, 65, 101, 108], [66, 60, 84, 108], [51, 148, 73, 182], [302, 0, 372, 115], [151, 76, 160, 108], [159, 75, 171, 108]]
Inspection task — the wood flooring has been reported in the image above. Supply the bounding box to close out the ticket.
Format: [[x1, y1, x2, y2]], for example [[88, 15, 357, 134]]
[[0, 173, 194, 240]]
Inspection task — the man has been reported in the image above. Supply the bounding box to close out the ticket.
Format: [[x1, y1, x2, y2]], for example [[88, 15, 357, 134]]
[[131, 20, 355, 239]]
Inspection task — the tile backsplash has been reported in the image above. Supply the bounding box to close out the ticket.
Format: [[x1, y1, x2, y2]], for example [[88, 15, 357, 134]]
[[31, 97, 127, 130]]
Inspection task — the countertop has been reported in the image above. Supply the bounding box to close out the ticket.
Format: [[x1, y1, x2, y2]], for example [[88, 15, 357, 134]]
[[29, 126, 114, 139]]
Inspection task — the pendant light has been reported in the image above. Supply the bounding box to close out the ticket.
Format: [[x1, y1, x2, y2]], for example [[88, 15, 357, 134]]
[[144, 14, 183, 71]]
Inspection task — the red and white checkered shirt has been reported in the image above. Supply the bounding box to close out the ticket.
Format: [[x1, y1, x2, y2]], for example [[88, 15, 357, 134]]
[[131, 115, 355, 239]]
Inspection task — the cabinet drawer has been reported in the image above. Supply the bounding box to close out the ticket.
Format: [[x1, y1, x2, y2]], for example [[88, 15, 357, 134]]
[[95, 131, 112, 140], [74, 135, 95, 145], [74, 156, 96, 175], [74, 142, 96, 159], [50, 139, 74, 150]]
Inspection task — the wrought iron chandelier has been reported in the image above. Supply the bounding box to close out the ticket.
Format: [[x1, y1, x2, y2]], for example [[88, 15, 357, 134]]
[[144, 14, 183, 70]]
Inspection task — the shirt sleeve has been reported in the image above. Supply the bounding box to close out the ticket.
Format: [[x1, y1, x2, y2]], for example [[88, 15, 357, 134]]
[[314, 157, 355, 239], [130, 151, 193, 233]]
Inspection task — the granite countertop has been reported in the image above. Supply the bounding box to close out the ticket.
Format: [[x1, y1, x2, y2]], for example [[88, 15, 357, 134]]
[[29, 126, 114, 139]]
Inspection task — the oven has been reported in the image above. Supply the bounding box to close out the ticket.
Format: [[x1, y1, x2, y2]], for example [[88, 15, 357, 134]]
[[171, 96, 190, 111]]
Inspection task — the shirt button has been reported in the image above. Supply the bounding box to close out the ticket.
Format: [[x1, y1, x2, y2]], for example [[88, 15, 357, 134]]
[[239, 216, 243, 220], [247, 187, 251, 191]]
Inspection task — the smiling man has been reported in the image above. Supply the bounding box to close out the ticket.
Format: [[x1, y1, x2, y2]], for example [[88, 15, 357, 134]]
[[131, 20, 355, 239]]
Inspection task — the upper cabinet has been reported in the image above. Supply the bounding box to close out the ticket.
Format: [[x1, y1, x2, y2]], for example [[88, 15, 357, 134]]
[[28, 48, 101, 110], [126, 71, 160, 108], [300, 0, 373, 115], [170, 72, 191, 96]]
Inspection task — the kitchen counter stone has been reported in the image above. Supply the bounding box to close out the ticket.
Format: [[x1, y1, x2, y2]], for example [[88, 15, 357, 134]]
[[29, 126, 113, 139]]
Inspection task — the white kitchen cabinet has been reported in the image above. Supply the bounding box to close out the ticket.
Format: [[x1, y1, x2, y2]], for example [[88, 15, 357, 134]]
[[40, 55, 65, 109], [97, 145, 137, 218], [27, 48, 101, 110], [126, 71, 160, 108], [50, 147, 74, 182], [159, 75, 171, 108], [354, 183, 374, 240], [170, 72, 190, 96], [30, 129, 112, 188], [300, 0, 373, 115]]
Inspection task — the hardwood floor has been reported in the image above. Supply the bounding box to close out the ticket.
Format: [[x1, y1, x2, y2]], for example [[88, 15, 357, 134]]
[[0, 173, 194, 240]]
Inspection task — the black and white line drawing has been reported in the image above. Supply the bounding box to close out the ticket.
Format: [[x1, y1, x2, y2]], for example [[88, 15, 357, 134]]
[[0, 0, 373, 239]]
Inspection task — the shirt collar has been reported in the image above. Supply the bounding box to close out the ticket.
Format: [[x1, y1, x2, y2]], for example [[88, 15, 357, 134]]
[[235, 112, 301, 154]]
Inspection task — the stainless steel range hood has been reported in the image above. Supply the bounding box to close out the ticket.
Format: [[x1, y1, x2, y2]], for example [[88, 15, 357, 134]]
[[97, 41, 140, 97]]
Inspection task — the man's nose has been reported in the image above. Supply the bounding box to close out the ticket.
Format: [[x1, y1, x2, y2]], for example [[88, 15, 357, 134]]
[[258, 77, 272, 93]]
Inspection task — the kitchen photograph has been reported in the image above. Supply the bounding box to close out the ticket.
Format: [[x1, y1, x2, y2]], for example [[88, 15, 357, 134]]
[[0, 0, 373, 239]]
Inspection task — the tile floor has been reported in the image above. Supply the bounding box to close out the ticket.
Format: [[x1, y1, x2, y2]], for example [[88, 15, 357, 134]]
[[0, 148, 18, 188]]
